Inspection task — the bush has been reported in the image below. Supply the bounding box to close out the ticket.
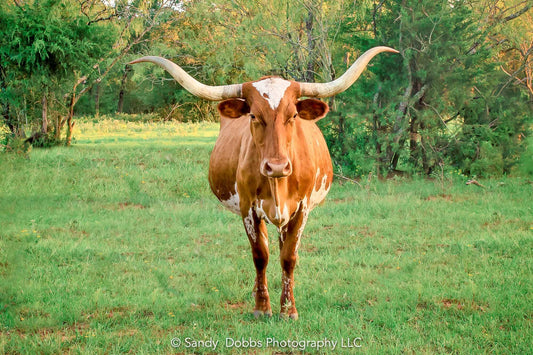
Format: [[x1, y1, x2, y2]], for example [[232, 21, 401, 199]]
[[470, 142, 504, 178], [517, 135, 533, 177], [3, 136, 32, 158], [0, 122, 10, 152]]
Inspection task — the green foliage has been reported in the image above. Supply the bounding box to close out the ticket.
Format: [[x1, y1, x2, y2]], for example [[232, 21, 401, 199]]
[[0, 121, 9, 151], [2, 136, 32, 158], [470, 142, 504, 178], [0, 0, 530, 177], [517, 133, 533, 177], [321, 0, 530, 178], [5, 0, 106, 75], [0, 0, 116, 143]]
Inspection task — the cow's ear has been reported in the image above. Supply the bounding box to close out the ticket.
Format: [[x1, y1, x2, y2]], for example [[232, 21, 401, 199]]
[[218, 99, 250, 119], [296, 99, 329, 121]]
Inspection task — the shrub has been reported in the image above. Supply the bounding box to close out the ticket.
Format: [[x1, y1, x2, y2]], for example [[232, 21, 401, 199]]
[[0, 122, 10, 152]]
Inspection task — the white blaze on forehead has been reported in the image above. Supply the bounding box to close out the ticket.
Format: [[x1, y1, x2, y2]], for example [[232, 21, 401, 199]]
[[252, 78, 291, 110]]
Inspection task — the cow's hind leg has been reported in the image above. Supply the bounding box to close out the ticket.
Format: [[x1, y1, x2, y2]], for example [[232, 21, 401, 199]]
[[243, 208, 272, 317], [279, 208, 308, 320]]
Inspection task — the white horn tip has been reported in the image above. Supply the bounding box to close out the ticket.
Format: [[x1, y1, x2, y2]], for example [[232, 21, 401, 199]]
[[127, 58, 147, 65], [376, 46, 400, 54]]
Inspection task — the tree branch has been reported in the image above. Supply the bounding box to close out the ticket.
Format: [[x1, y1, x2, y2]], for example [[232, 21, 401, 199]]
[[466, 179, 486, 188], [372, 0, 386, 36], [77, 0, 117, 26], [13, 0, 24, 10], [497, 43, 533, 96], [334, 173, 362, 187], [502, 2, 532, 23]]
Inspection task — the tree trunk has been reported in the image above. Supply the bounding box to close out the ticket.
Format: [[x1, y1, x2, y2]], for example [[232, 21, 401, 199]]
[[53, 113, 62, 141], [305, 4, 315, 82], [94, 83, 100, 117], [374, 114, 386, 178], [0, 64, 16, 135], [65, 93, 76, 146], [2, 101, 12, 132], [409, 114, 419, 163], [117, 65, 131, 113], [41, 94, 48, 134], [388, 71, 413, 169], [420, 122, 431, 175], [372, 88, 386, 178], [409, 80, 428, 173]]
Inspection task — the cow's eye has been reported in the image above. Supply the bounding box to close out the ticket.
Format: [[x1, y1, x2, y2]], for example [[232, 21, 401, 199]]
[[250, 114, 265, 125], [286, 113, 297, 124]]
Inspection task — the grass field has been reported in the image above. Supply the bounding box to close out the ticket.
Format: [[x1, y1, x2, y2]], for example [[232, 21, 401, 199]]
[[1, 118, 532, 354]]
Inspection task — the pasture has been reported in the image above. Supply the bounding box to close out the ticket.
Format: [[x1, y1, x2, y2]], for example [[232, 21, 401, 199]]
[[0, 117, 531, 354]]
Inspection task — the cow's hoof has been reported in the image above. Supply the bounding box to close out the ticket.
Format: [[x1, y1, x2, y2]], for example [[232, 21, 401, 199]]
[[253, 309, 273, 318], [280, 312, 299, 320], [289, 312, 298, 320]]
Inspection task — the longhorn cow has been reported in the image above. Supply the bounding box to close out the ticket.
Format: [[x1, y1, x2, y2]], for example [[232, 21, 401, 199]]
[[129, 46, 397, 319]]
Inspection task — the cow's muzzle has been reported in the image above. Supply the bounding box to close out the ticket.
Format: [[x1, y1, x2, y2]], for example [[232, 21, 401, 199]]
[[261, 158, 292, 178]]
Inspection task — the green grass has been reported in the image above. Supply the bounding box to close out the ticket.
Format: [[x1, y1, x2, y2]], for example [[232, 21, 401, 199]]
[[1, 118, 532, 354]]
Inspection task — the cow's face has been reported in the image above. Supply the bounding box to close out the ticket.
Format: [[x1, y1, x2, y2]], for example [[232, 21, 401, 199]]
[[218, 78, 328, 178]]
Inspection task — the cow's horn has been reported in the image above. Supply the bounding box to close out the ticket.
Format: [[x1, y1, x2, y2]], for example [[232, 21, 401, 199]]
[[128, 56, 242, 101], [299, 46, 399, 98]]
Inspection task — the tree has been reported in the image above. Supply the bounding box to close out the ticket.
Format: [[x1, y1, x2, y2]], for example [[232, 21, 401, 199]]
[[0, 0, 115, 144], [130, 0, 351, 121], [0, 0, 180, 145], [321, 0, 531, 177]]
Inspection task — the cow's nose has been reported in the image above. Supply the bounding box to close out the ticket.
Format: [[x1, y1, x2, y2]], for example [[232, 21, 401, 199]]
[[262, 159, 292, 178]]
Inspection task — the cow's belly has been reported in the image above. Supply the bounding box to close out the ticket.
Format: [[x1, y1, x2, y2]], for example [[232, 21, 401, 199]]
[[208, 120, 247, 215], [308, 167, 331, 210], [218, 182, 241, 215]]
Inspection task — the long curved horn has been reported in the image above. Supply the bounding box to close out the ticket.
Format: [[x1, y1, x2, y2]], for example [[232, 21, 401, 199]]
[[299, 46, 399, 98], [128, 56, 242, 101]]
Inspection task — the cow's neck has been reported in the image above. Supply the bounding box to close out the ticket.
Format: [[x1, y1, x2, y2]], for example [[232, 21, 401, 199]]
[[265, 176, 291, 229], [267, 178, 279, 207]]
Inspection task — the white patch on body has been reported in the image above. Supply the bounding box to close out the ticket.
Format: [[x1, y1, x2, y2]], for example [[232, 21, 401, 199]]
[[274, 203, 290, 228], [309, 168, 330, 209], [255, 200, 273, 225], [254, 200, 270, 246], [243, 208, 257, 243], [252, 78, 291, 110], [221, 183, 240, 215], [295, 196, 309, 251], [283, 277, 291, 288], [254, 199, 290, 229], [282, 276, 292, 298]]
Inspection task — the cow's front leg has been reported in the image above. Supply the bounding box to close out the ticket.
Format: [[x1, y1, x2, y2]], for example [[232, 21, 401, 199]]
[[279, 208, 309, 320], [242, 207, 272, 317]]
